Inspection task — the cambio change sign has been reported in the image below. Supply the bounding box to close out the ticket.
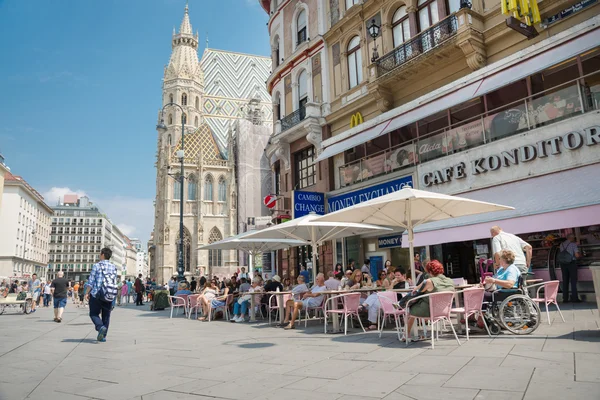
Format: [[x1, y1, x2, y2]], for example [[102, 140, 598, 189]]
[[292, 191, 325, 218]]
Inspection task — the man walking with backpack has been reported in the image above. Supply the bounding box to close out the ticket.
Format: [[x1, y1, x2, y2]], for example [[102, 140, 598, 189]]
[[558, 233, 581, 303], [85, 248, 118, 342]]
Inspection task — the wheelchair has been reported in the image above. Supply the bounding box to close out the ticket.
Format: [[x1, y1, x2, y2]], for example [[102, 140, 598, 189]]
[[482, 273, 541, 335]]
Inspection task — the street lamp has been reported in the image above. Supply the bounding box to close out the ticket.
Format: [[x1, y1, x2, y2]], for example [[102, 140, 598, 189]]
[[157, 102, 186, 282], [367, 19, 381, 63]]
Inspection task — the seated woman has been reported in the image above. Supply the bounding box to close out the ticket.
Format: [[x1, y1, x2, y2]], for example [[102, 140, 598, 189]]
[[346, 269, 368, 289], [374, 271, 387, 288], [404, 259, 454, 340], [231, 278, 264, 322], [483, 249, 520, 302], [197, 280, 219, 321]]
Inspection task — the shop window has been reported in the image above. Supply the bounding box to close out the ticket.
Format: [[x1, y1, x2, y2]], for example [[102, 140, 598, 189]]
[[448, 97, 486, 152], [417, 110, 451, 163], [365, 134, 389, 157], [484, 79, 528, 142], [581, 47, 600, 111], [294, 146, 316, 189]]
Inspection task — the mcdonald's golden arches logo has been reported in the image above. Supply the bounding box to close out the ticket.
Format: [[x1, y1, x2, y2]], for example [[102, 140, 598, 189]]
[[350, 112, 363, 128]]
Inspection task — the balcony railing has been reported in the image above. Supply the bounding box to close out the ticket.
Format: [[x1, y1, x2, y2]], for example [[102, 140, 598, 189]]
[[339, 72, 600, 188], [377, 15, 458, 78], [280, 105, 306, 133]]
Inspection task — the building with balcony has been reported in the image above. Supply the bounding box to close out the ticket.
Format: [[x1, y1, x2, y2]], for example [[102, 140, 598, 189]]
[[259, 0, 335, 279], [0, 171, 52, 279], [47, 195, 126, 281], [311, 1, 600, 292], [151, 4, 272, 283]]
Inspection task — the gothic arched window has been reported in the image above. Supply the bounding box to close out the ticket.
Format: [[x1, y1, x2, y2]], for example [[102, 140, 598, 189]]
[[195, 96, 200, 109], [168, 114, 173, 125], [194, 116, 199, 127], [182, 113, 187, 124], [182, 93, 188, 105], [204, 175, 213, 201], [218, 177, 227, 202], [167, 134, 172, 146], [173, 178, 182, 200], [208, 227, 223, 267], [188, 174, 197, 200], [169, 94, 173, 104]]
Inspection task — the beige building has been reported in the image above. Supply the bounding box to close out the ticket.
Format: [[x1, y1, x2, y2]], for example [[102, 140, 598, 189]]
[[259, 0, 600, 289], [0, 154, 7, 214], [150, 4, 272, 283], [124, 236, 137, 279], [0, 171, 52, 279]]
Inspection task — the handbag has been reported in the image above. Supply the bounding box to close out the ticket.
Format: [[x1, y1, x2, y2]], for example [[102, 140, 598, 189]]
[[398, 290, 423, 309]]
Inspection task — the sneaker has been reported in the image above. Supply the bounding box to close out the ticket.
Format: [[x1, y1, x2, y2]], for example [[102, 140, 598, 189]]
[[97, 326, 108, 341], [98, 338, 106, 343], [235, 316, 245, 323], [230, 316, 238, 321]]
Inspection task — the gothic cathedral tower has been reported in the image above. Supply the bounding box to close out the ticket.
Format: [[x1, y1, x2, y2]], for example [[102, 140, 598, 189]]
[[151, 4, 237, 283]]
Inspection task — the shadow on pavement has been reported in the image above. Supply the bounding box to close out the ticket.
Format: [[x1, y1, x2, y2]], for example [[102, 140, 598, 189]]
[[238, 342, 276, 349], [61, 338, 97, 344]]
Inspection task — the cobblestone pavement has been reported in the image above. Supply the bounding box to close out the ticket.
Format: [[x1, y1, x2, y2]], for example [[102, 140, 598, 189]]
[[1, 300, 599, 400]]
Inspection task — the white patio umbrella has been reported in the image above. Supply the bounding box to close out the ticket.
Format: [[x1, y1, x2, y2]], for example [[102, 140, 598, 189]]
[[198, 230, 306, 275], [318, 187, 514, 281], [244, 213, 392, 282]]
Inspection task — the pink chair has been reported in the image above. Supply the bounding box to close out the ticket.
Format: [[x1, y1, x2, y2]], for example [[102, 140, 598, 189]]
[[479, 259, 494, 283], [168, 295, 188, 318], [530, 280, 565, 325], [268, 293, 291, 325], [323, 293, 365, 335], [303, 301, 325, 327], [188, 294, 201, 319], [405, 291, 461, 349], [376, 291, 405, 341], [451, 288, 490, 340], [208, 294, 234, 321]]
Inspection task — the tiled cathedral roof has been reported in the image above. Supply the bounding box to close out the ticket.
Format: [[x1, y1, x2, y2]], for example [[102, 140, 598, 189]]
[[171, 123, 224, 163]]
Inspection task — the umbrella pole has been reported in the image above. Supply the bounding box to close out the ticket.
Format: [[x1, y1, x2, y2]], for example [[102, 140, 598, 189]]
[[408, 228, 416, 285], [249, 251, 254, 279], [311, 228, 317, 284]]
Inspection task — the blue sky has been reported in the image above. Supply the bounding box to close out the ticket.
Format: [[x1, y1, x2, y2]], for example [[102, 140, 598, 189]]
[[0, 0, 270, 245]]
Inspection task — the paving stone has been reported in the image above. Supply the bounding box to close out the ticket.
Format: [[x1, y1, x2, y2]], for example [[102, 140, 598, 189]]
[[449, 344, 514, 358], [575, 352, 600, 383], [322, 370, 415, 398], [166, 378, 224, 394], [444, 365, 533, 391], [406, 373, 452, 387], [194, 373, 303, 400], [523, 380, 600, 400], [467, 357, 503, 367], [393, 355, 472, 375], [283, 377, 336, 391], [395, 385, 479, 400], [286, 359, 371, 380], [256, 388, 343, 400], [474, 390, 521, 400]]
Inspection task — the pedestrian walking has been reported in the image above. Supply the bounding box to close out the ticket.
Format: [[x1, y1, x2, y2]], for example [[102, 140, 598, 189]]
[[29, 273, 41, 313], [85, 248, 118, 342], [51, 271, 69, 323], [134, 274, 144, 306], [490, 226, 533, 273], [558, 233, 582, 303], [78, 281, 86, 307], [43, 280, 52, 307]]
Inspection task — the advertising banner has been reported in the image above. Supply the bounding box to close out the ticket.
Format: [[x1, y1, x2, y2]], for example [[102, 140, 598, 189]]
[[327, 175, 413, 212]]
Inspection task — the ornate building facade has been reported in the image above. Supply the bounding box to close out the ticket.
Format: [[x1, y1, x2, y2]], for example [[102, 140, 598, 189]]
[[150, 4, 272, 283]]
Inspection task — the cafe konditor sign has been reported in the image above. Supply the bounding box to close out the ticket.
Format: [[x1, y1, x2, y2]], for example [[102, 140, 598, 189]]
[[421, 126, 599, 187]]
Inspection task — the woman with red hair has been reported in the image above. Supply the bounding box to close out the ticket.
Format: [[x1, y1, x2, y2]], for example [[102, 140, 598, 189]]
[[404, 259, 454, 340]]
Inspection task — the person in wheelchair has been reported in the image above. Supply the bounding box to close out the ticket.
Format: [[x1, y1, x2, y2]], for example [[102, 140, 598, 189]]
[[483, 249, 521, 303]]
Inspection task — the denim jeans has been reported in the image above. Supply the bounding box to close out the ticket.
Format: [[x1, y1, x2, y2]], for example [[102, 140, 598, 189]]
[[43, 294, 51, 307], [89, 295, 112, 333], [233, 300, 249, 316]]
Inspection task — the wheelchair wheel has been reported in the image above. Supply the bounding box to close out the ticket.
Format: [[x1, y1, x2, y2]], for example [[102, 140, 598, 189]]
[[24, 299, 32, 314], [488, 322, 502, 336], [499, 294, 540, 335], [0, 304, 5, 315]]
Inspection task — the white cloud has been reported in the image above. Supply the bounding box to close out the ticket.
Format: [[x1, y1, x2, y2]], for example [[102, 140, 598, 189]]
[[43, 187, 87, 206], [42, 187, 154, 247]]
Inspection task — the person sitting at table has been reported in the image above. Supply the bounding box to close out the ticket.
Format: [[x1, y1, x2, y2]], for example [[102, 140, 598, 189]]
[[197, 280, 219, 321], [340, 270, 353, 288], [174, 282, 193, 296], [281, 273, 327, 329], [290, 275, 309, 300], [282, 277, 292, 291], [374, 271, 388, 288], [325, 271, 341, 290], [199, 279, 232, 321], [264, 275, 283, 292], [346, 269, 369, 289], [404, 259, 454, 341], [238, 278, 251, 293], [231, 277, 264, 322], [388, 267, 411, 300], [483, 249, 520, 302]]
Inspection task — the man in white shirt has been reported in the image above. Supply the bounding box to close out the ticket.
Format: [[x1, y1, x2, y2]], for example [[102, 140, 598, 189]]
[[324, 271, 341, 290], [340, 269, 353, 288], [281, 273, 327, 329], [491, 226, 532, 273], [361, 259, 370, 274], [237, 267, 249, 281]]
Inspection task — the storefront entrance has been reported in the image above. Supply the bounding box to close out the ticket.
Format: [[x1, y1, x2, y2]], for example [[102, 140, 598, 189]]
[[441, 241, 477, 282]]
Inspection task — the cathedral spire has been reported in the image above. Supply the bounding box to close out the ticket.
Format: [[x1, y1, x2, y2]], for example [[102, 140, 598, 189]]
[[179, 1, 193, 35]]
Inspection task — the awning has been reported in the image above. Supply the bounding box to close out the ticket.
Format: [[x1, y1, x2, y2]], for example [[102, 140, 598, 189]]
[[401, 164, 600, 247], [316, 26, 599, 163]]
